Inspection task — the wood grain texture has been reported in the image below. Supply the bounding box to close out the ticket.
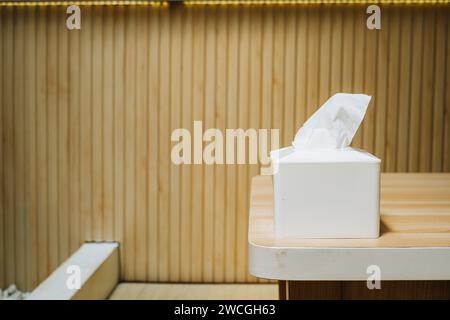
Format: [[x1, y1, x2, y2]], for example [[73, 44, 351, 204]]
[[287, 281, 343, 300], [109, 283, 278, 300], [249, 174, 450, 248], [283, 280, 450, 300], [0, 5, 449, 290], [0, 5, 4, 292]]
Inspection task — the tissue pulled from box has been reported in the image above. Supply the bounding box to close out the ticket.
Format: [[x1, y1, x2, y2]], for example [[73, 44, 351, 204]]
[[293, 93, 371, 149]]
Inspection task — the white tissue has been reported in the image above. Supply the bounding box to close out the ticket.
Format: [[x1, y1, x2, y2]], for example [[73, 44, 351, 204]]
[[293, 93, 371, 149]]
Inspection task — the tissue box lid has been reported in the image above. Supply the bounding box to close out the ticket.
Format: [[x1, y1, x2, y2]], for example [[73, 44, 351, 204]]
[[271, 146, 380, 164]]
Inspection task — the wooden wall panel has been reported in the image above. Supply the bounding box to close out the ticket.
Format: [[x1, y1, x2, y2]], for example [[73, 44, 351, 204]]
[[0, 4, 3, 292], [0, 5, 449, 290]]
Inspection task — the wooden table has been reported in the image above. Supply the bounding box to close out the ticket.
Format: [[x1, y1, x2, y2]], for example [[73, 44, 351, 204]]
[[248, 173, 450, 299]]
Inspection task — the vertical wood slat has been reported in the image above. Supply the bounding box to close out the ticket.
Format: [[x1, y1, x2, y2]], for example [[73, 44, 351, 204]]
[[214, 6, 227, 283], [419, 7, 436, 172], [407, 8, 423, 172], [191, 6, 204, 282], [92, 6, 103, 241], [57, 5, 70, 264], [0, 5, 450, 290], [3, 7, 16, 287], [35, 6, 49, 283], [362, 5, 376, 155], [294, 9, 307, 128], [147, 7, 160, 281], [224, 6, 239, 282], [25, 7, 38, 289], [0, 7, 4, 290], [179, 7, 192, 282], [306, 7, 319, 117], [13, 6, 26, 289], [396, 8, 412, 172], [103, 6, 114, 242], [203, 6, 216, 283], [79, 6, 92, 246], [341, 2, 355, 140], [168, 5, 181, 283], [135, 5, 149, 281], [431, 9, 448, 173], [284, 8, 296, 161], [113, 5, 126, 278], [374, 7, 388, 172], [124, 6, 137, 280], [329, 7, 342, 95], [352, 7, 365, 149], [158, 6, 170, 282], [248, 7, 262, 282], [68, 5, 81, 256], [444, 13, 450, 173], [318, 6, 331, 106], [236, 6, 250, 283], [47, 7, 59, 272], [385, 8, 401, 172]]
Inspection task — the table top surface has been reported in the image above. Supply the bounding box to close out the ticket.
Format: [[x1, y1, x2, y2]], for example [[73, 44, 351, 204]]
[[249, 173, 450, 248]]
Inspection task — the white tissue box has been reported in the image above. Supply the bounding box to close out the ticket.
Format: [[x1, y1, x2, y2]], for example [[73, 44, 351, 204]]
[[271, 147, 381, 239]]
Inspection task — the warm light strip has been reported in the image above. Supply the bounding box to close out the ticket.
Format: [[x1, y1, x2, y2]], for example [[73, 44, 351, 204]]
[[184, 0, 450, 4], [0, 1, 168, 6], [0, 0, 448, 5]]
